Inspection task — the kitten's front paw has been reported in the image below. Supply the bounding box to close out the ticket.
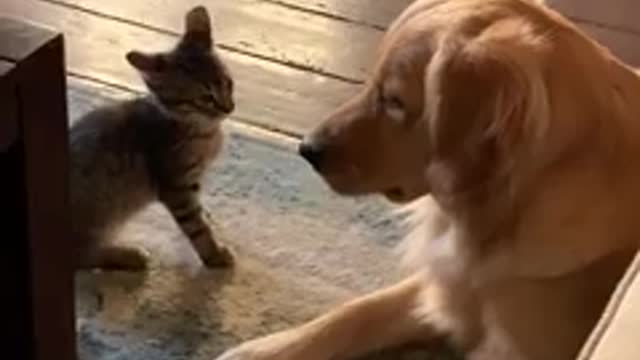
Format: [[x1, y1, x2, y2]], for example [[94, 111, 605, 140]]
[[196, 215, 235, 268], [86, 244, 150, 271], [113, 245, 151, 270], [202, 245, 234, 268]]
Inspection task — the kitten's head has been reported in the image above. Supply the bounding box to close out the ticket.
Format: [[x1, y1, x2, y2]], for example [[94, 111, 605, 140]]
[[126, 6, 234, 121]]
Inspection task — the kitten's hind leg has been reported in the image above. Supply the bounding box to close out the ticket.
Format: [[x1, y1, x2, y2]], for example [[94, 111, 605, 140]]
[[79, 240, 150, 271], [160, 188, 234, 268]]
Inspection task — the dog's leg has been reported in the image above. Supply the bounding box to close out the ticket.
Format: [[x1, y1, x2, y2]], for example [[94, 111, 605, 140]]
[[216, 273, 480, 360]]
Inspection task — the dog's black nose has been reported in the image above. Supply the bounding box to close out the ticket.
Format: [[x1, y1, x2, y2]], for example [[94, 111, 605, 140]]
[[299, 141, 325, 170]]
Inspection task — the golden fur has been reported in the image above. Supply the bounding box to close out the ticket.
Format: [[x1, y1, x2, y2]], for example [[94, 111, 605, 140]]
[[217, 0, 640, 359]]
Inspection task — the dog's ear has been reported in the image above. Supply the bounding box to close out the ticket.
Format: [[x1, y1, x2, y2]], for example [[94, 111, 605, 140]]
[[424, 32, 548, 200]]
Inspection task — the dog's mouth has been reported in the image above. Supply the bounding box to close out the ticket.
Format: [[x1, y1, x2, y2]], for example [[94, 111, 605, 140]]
[[383, 185, 426, 203], [320, 167, 427, 203], [384, 187, 411, 203]]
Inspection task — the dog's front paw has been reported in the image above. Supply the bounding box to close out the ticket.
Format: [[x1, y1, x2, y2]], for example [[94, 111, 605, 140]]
[[215, 339, 285, 360], [215, 347, 258, 360], [215, 343, 273, 360], [215, 331, 318, 360]]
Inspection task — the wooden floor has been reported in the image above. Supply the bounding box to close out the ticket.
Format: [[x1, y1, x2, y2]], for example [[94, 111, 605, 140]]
[[5, 2, 640, 359], [0, 0, 412, 137], [3, 0, 640, 136]]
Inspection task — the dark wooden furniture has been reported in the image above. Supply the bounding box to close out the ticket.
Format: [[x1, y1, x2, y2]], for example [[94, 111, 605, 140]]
[[1, 17, 76, 360]]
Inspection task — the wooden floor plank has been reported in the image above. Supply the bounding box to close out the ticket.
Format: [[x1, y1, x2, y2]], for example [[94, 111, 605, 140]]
[[268, 0, 414, 29], [1, 0, 361, 136], [42, 0, 385, 82], [547, 0, 640, 34]]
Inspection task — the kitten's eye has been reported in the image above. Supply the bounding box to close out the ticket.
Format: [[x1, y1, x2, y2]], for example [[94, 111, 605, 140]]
[[199, 93, 215, 103], [383, 94, 405, 122]]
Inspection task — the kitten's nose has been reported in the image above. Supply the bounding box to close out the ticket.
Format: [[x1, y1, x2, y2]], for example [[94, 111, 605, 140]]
[[298, 140, 325, 171], [222, 98, 235, 114]]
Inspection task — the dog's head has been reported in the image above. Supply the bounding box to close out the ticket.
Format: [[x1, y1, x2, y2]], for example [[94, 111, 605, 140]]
[[300, 0, 608, 207], [298, 18, 436, 202]]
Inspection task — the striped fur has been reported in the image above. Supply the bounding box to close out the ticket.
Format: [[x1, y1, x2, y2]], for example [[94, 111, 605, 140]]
[[70, 6, 234, 271]]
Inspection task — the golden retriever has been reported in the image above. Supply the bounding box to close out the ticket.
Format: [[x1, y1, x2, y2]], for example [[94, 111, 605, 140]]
[[217, 0, 640, 359]]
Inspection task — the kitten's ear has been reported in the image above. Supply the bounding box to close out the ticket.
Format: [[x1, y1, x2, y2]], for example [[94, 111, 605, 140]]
[[126, 51, 166, 73], [184, 6, 213, 49]]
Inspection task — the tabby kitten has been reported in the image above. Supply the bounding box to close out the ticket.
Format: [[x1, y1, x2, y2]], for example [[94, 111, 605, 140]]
[[70, 6, 234, 270]]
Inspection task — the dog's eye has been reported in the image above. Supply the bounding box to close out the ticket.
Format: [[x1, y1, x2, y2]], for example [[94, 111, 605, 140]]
[[383, 95, 405, 122]]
